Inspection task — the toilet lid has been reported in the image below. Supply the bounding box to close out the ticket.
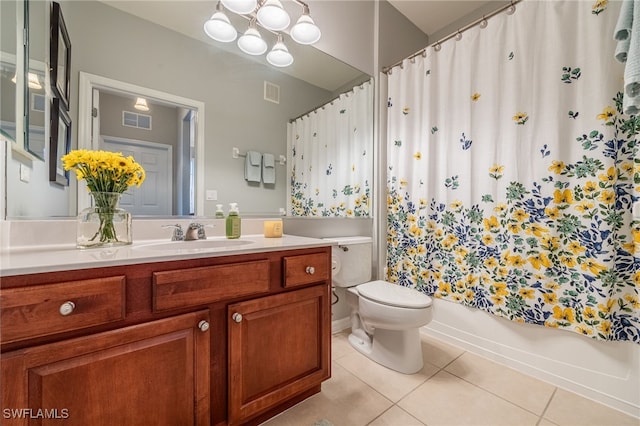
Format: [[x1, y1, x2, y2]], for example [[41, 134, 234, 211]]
[[357, 280, 432, 309]]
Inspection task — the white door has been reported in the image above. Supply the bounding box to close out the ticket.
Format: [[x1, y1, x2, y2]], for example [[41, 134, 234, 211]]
[[101, 136, 172, 215]]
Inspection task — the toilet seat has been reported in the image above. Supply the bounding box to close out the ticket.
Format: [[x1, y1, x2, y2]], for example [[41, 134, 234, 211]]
[[357, 280, 432, 309]]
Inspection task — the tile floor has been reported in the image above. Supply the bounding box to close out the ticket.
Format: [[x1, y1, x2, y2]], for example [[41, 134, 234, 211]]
[[262, 331, 639, 426]]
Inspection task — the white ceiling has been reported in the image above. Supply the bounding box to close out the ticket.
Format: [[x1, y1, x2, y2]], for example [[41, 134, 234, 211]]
[[387, 0, 500, 38], [98, 1, 499, 91]]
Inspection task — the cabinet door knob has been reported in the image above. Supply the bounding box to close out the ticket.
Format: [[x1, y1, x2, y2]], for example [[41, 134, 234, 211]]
[[305, 266, 315, 275], [232, 313, 243, 323], [198, 320, 210, 332], [59, 301, 76, 316]]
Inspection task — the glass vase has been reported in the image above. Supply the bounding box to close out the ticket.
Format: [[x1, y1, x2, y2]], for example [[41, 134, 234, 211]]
[[77, 192, 132, 249]]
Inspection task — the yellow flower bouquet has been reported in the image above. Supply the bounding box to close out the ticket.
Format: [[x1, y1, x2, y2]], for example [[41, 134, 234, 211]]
[[62, 149, 145, 248]]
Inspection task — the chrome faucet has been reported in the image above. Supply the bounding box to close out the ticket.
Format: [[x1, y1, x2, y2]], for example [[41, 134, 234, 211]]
[[162, 224, 185, 241], [185, 223, 206, 241]]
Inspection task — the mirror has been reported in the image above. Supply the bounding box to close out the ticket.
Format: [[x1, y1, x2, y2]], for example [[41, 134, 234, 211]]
[[25, 0, 48, 160], [1, 0, 19, 143], [3, 0, 373, 218]]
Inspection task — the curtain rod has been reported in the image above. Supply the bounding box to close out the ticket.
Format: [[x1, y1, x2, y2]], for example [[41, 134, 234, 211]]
[[382, 0, 522, 74], [289, 78, 372, 123]]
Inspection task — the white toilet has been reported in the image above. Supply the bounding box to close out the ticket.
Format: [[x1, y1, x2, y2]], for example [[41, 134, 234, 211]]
[[325, 236, 433, 374]]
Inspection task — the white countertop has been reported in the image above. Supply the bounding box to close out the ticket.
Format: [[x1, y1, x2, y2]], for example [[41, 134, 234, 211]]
[[0, 234, 334, 277]]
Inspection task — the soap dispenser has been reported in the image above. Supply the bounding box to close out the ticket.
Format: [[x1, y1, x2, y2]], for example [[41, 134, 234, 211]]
[[215, 204, 225, 219], [226, 203, 241, 239]]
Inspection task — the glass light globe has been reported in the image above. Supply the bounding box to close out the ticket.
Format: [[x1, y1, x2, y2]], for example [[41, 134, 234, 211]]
[[290, 14, 321, 45], [221, 0, 257, 15], [203, 12, 237, 42], [267, 38, 293, 67], [237, 27, 267, 55], [257, 0, 290, 31]]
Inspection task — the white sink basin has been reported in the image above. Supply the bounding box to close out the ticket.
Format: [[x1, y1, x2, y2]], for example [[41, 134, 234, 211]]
[[134, 239, 254, 252]]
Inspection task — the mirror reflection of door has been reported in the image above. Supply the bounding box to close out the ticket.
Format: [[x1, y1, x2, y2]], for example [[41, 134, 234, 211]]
[[91, 88, 195, 216]]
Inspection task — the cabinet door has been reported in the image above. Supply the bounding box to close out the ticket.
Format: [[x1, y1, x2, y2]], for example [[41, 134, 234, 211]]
[[228, 285, 330, 425], [1, 311, 211, 426]]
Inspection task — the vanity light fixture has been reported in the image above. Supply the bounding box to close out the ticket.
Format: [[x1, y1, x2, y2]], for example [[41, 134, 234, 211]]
[[134, 97, 150, 111], [204, 2, 238, 42], [203, 0, 320, 68], [266, 34, 293, 67], [237, 18, 268, 55]]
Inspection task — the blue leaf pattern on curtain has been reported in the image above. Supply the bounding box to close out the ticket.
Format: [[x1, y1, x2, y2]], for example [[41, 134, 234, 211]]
[[386, 0, 640, 343], [288, 79, 373, 217]]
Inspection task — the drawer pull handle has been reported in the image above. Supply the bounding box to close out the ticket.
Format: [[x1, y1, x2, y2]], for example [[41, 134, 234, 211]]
[[306, 266, 315, 275], [232, 313, 243, 323], [59, 301, 76, 316], [198, 320, 210, 332]]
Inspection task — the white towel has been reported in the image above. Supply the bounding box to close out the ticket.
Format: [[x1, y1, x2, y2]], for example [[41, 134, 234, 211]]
[[262, 153, 276, 184], [624, 0, 640, 114], [245, 151, 262, 183], [615, 0, 634, 41]]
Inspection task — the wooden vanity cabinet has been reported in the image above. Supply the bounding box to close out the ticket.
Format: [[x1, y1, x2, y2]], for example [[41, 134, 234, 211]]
[[0, 246, 332, 426]]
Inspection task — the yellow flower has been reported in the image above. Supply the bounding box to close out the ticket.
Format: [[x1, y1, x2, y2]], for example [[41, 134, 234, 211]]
[[493, 282, 509, 297], [519, 288, 535, 299], [491, 295, 505, 305], [506, 254, 526, 268], [484, 257, 498, 268], [598, 190, 615, 204], [400, 179, 408, 187], [596, 105, 615, 121], [507, 223, 521, 234], [489, 164, 504, 174], [529, 253, 551, 270], [450, 200, 463, 210], [548, 161, 565, 174], [413, 152, 422, 160], [471, 92, 481, 101], [62, 149, 146, 193], [624, 295, 640, 309], [553, 189, 574, 204], [513, 112, 528, 122], [409, 225, 423, 237], [439, 282, 452, 294], [575, 200, 594, 214], [560, 255, 577, 268], [599, 299, 615, 314], [598, 321, 612, 335], [545, 207, 560, 219], [465, 290, 475, 301], [483, 215, 500, 232], [482, 234, 494, 245], [567, 241, 586, 255], [581, 259, 606, 276], [494, 203, 508, 214], [543, 293, 558, 304], [512, 209, 529, 222], [541, 235, 560, 251], [545, 281, 561, 290], [583, 181, 598, 195], [526, 223, 548, 237], [553, 306, 575, 322], [598, 166, 617, 184], [583, 306, 597, 319], [576, 325, 593, 335]]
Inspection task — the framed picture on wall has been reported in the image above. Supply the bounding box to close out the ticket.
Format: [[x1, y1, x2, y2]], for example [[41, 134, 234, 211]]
[[50, 1, 71, 110], [50, 98, 71, 186]]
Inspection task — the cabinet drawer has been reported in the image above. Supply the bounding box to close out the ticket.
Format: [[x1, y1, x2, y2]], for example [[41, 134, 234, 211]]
[[153, 260, 270, 312], [283, 252, 330, 288], [0, 276, 126, 343]]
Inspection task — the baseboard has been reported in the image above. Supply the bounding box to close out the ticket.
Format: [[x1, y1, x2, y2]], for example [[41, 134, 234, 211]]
[[331, 317, 350, 334]]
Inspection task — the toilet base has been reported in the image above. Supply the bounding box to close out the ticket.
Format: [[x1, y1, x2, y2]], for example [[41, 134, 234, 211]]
[[348, 327, 424, 374]]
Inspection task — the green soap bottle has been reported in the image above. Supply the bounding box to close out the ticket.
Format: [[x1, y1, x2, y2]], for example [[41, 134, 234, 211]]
[[225, 203, 241, 239], [215, 204, 225, 219]]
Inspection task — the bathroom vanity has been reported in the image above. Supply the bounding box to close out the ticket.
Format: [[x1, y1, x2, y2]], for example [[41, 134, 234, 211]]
[[0, 235, 332, 425]]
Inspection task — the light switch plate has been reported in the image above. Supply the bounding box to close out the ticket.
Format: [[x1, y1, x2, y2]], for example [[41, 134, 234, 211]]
[[19, 164, 31, 183], [206, 190, 217, 201]]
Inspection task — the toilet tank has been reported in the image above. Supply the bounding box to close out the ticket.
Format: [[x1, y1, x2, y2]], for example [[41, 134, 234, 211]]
[[323, 236, 372, 288]]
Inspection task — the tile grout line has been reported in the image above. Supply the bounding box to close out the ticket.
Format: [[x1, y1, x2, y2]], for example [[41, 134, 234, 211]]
[[536, 387, 558, 426]]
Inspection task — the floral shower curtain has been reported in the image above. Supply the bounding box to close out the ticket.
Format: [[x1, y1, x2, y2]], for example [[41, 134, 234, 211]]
[[386, 0, 640, 343], [288, 79, 373, 217]]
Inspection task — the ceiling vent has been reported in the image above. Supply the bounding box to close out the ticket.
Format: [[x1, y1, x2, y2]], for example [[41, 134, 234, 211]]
[[264, 81, 280, 104]]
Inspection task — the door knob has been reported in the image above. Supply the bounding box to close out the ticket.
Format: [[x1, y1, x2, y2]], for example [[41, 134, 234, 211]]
[[198, 320, 210, 332], [59, 301, 76, 316], [305, 266, 315, 275], [232, 313, 243, 323]]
